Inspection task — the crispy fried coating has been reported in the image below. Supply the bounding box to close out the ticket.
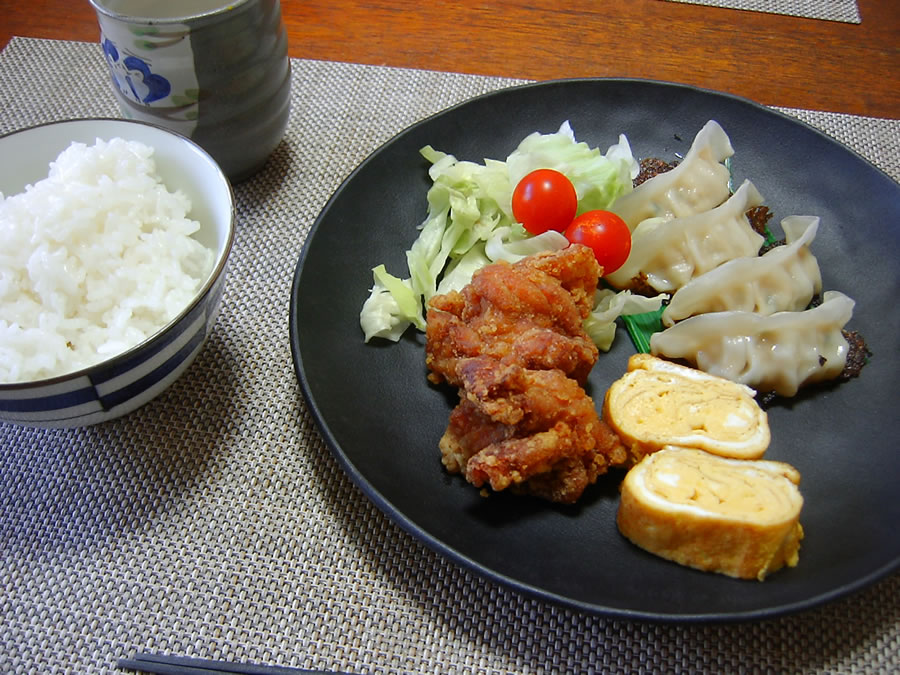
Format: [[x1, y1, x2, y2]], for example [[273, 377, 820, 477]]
[[426, 245, 626, 503], [439, 359, 626, 503], [426, 244, 601, 386]]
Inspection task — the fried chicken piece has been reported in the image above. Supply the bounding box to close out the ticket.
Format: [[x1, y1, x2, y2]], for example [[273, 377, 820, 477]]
[[439, 358, 626, 503], [426, 244, 601, 387], [426, 244, 625, 503]]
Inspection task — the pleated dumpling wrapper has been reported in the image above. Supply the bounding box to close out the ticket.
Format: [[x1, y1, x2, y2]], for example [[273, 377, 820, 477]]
[[603, 354, 770, 465], [617, 446, 804, 580]]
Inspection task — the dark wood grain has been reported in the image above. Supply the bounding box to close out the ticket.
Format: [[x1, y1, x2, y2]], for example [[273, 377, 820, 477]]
[[2, 0, 897, 118]]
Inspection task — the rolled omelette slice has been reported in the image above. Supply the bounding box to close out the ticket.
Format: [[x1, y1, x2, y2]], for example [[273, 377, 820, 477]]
[[617, 446, 804, 581], [603, 353, 770, 464]]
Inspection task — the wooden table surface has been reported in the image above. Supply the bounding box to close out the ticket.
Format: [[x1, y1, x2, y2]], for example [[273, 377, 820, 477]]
[[2, 0, 898, 120]]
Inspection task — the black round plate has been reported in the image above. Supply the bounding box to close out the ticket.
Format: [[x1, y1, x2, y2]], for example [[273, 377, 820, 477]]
[[289, 78, 900, 621]]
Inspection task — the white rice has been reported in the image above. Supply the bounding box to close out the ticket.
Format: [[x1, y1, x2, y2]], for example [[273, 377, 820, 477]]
[[0, 137, 215, 383]]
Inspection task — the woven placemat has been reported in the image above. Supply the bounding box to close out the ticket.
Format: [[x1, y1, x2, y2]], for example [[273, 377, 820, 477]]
[[661, 0, 861, 23], [1, 37, 898, 675]]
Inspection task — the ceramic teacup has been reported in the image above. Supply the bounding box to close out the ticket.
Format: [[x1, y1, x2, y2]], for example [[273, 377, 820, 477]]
[[89, 0, 291, 181]]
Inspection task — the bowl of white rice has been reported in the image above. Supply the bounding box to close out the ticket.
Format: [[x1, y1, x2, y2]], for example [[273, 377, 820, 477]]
[[0, 118, 234, 428]]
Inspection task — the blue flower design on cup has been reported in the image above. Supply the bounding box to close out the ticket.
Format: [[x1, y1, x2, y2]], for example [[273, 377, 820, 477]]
[[102, 38, 171, 104]]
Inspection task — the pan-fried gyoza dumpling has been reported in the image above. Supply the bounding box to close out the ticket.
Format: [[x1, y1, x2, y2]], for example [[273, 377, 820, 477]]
[[611, 120, 734, 230], [650, 290, 855, 397], [662, 215, 823, 326], [605, 180, 765, 292]]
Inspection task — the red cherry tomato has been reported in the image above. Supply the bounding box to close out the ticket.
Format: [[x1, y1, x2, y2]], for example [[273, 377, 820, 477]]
[[564, 210, 632, 274], [511, 168, 577, 235]]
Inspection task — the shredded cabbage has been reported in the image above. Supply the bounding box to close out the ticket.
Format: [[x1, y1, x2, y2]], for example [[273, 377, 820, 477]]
[[359, 265, 423, 342], [360, 121, 638, 343], [584, 289, 669, 352], [485, 227, 569, 264]]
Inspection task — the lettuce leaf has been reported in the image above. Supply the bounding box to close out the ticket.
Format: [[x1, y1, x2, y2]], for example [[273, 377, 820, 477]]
[[584, 289, 668, 352]]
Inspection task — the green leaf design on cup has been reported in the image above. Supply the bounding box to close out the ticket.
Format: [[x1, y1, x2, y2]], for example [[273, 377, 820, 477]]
[[171, 89, 200, 107]]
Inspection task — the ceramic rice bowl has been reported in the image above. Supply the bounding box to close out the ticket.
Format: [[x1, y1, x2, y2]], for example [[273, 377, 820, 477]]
[[0, 118, 234, 428]]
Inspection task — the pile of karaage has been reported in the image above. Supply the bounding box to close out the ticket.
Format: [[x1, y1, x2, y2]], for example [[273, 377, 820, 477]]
[[426, 244, 626, 503]]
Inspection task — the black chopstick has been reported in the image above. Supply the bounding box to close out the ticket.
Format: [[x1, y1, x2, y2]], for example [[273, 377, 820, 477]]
[[117, 653, 353, 675]]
